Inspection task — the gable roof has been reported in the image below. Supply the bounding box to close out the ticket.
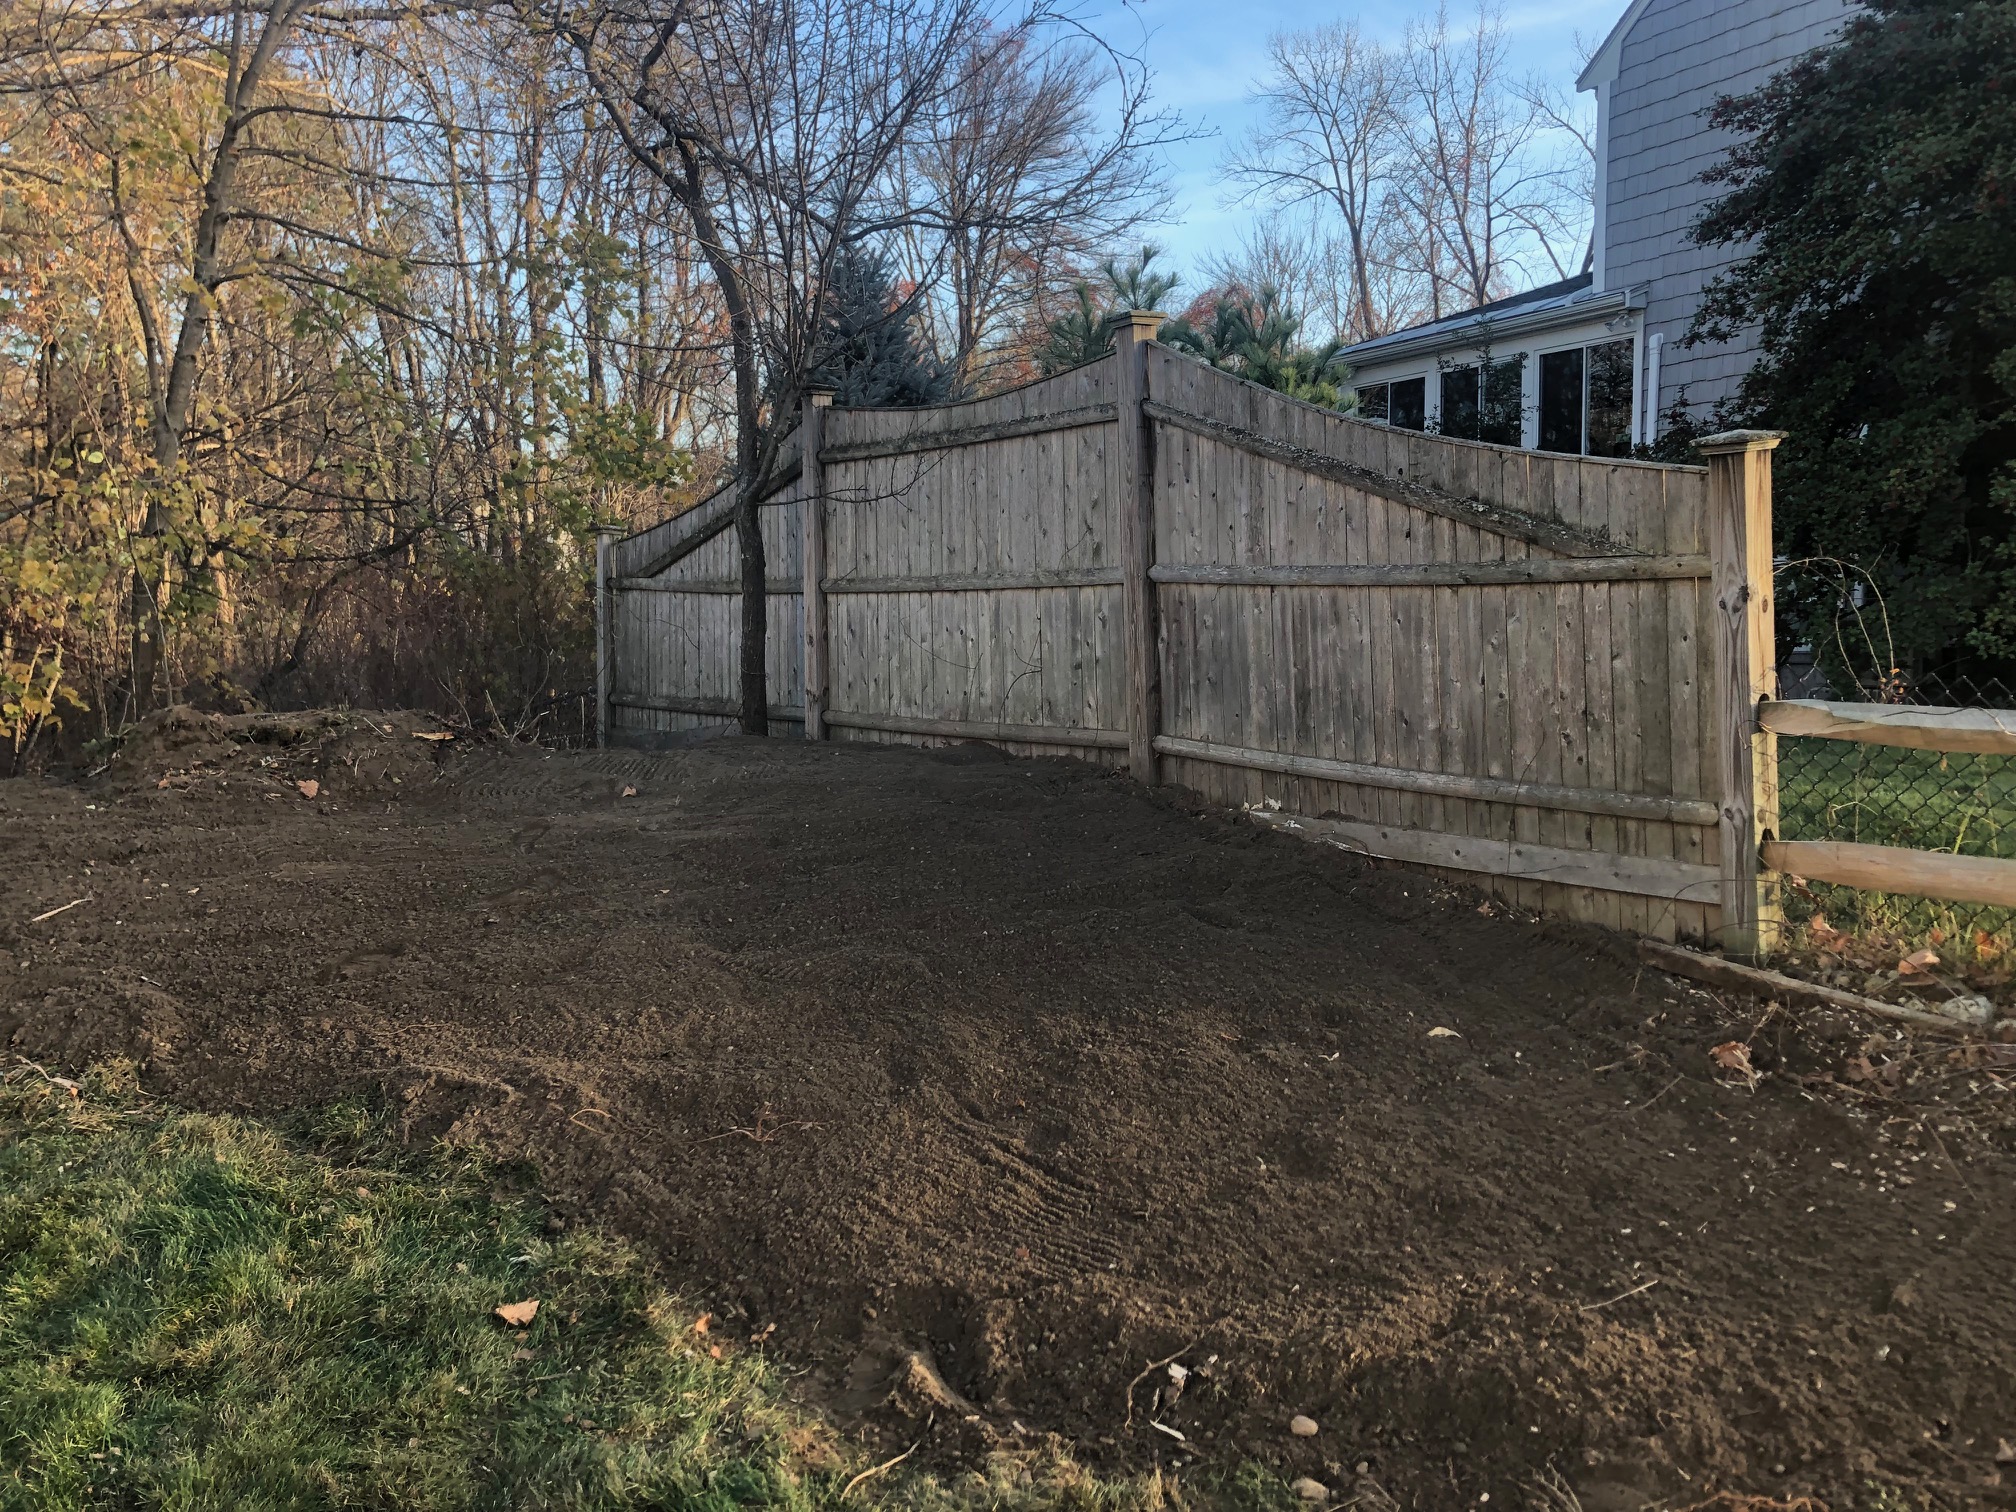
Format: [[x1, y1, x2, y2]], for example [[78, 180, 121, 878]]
[[1577, 0, 1656, 90]]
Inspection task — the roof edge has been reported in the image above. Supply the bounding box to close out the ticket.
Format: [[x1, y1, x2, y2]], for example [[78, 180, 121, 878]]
[[1577, 0, 1655, 91], [1339, 286, 1639, 370]]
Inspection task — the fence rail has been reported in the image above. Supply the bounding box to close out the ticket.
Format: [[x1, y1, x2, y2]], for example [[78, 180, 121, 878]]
[[599, 329, 2007, 955]]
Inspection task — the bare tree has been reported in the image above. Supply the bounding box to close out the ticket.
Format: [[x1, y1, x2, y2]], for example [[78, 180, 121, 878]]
[[890, 22, 1173, 392], [1223, 22, 1406, 342], [1393, 1, 1588, 313], [545, 0, 1005, 733]]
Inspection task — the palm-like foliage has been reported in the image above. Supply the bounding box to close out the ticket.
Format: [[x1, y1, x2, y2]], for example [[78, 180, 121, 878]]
[[1163, 288, 1352, 407]]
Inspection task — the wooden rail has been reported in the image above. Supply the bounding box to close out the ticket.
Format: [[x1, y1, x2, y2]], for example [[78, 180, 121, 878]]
[[1153, 736, 1719, 825], [1760, 698, 2016, 755], [1763, 840, 2016, 909], [1247, 812, 1721, 902]]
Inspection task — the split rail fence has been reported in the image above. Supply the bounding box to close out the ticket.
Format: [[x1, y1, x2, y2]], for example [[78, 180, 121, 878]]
[[598, 318, 2016, 954]]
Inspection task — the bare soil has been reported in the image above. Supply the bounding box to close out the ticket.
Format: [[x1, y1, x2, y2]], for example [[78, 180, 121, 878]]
[[5, 709, 2015, 1511]]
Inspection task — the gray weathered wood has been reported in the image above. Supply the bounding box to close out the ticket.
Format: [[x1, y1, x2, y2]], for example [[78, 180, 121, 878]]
[[594, 529, 612, 749], [1154, 735, 1718, 825], [827, 568, 1122, 594], [1703, 430, 1784, 960], [1759, 699, 2016, 755], [1762, 839, 2016, 909], [1115, 312, 1164, 784], [1150, 555, 1708, 588], [802, 391, 832, 739], [825, 709, 1128, 749], [819, 404, 1117, 463], [615, 578, 802, 594], [1144, 399, 1632, 560], [1247, 810, 1722, 901]]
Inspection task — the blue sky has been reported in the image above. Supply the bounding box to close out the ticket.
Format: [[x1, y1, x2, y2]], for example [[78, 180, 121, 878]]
[[1083, 0, 1628, 288]]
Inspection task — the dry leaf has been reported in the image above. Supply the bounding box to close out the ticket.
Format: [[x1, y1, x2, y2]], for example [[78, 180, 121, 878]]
[[707, 1344, 723, 1359], [692, 1313, 711, 1335], [412, 730, 455, 742], [296, 779, 320, 799], [1898, 949, 1939, 975], [620, 785, 638, 798], [512, 1348, 536, 1362], [1709, 1040, 1753, 1073], [495, 1299, 540, 1327], [1426, 1026, 1462, 1039]]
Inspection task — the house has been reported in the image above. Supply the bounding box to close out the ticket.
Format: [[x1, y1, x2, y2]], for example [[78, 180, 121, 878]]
[[1339, 0, 1855, 453]]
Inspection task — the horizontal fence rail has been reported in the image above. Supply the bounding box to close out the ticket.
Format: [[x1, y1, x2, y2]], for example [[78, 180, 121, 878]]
[[604, 333, 1952, 952]]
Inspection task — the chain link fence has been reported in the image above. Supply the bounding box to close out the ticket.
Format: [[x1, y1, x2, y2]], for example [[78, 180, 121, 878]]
[[1773, 656, 2015, 971]]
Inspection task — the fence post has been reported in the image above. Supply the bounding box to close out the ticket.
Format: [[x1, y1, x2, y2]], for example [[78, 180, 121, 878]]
[[594, 527, 613, 750], [1113, 310, 1165, 786], [1701, 429, 1786, 960], [801, 387, 835, 740]]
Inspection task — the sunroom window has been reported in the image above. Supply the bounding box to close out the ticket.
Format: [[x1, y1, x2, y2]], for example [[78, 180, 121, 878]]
[[1538, 338, 1635, 456], [1437, 357, 1523, 446], [1356, 378, 1425, 431]]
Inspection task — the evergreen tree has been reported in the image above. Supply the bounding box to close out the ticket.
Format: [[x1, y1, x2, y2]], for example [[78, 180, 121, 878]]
[[1161, 287, 1351, 407], [814, 245, 955, 407], [1688, 0, 2016, 677], [1037, 246, 1183, 371]]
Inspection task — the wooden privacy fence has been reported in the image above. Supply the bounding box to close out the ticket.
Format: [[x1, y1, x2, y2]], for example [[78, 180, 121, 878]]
[[601, 320, 1818, 950]]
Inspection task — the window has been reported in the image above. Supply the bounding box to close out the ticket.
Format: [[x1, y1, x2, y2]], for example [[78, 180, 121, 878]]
[[1355, 378, 1425, 430], [1536, 337, 1636, 456], [1586, 339, 1634, 457], [1389, 376, 1425, 430], [1437, 357, 1523, 444], [1538, 348, 1583, 453]]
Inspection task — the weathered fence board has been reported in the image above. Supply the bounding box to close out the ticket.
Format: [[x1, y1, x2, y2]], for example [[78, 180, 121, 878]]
[[607, 345, 1744, 941]]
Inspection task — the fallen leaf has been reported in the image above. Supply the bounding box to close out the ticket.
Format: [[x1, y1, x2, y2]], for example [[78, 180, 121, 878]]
[[1898, 949, 1939, 975], [512, 1348, 536, 1362], [707, 1344, 722, 1359], [1427, 1026, 1462, 1039], [296, 779, 320, 799], [1710, 1041, 1753, 1074], [692, 1313, 711, 1335], [619, 785, 638, 798], [412, 730, 455, 742], [495, 1299, 540, 1327]]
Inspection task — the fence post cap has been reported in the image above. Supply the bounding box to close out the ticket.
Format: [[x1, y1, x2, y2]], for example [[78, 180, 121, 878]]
[[805, 385, 837, 408], [1117, 309, 1167, 339], [1696, 429, 1786, 455]]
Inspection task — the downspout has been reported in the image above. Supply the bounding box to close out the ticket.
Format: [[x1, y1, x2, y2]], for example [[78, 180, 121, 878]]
[[1643, 332, 1664, 444]]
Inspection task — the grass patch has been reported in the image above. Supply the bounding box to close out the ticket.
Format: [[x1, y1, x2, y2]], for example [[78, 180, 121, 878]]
[[0, 1064, 1211, 1512]]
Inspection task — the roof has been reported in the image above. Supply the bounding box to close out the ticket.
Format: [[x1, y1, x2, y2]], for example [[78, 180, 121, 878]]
[[1336, 272, 1637, 368], [1577, 0, 1655, 90]]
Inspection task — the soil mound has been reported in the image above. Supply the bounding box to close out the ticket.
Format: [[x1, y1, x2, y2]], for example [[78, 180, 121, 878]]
[[93, 704, 460, 804]]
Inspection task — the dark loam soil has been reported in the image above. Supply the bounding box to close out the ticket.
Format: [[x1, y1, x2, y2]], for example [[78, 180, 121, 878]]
[[5, 708, 2015, 1511]]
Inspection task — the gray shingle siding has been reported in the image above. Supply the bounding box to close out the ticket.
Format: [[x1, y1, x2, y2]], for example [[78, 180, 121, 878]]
[[1603, 0, 1855, 426]]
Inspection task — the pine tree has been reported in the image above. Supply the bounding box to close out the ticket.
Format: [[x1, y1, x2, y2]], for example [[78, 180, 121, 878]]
[[813, 245, 955, 407]]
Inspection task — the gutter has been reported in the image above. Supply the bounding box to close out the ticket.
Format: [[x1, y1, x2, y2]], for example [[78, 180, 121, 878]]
[[1340, 286, 1641, 371]]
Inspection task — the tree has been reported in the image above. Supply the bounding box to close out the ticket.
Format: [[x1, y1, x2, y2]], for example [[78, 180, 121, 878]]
[[1163, 287, 1351, 407], [1035, 245, 1180, 371], [1689, 0, 2016, 677], [814, 244, 956, 406], [1223, 23, 1406, 341], [889, 23, 1172, 391]]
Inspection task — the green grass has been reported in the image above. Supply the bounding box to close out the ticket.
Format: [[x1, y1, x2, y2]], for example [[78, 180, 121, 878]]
[[0, 1065, 1208, 1512], [1777, 738, 2015, 953]]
